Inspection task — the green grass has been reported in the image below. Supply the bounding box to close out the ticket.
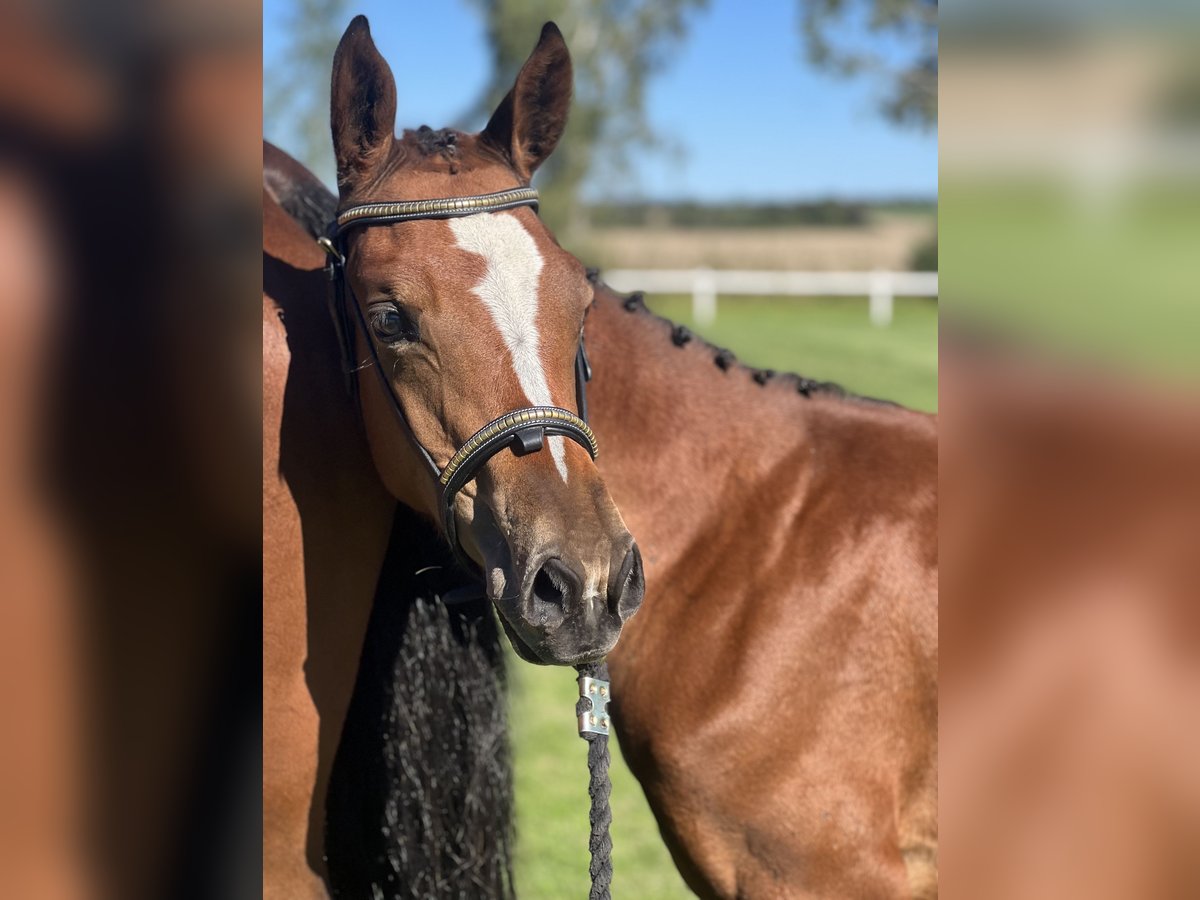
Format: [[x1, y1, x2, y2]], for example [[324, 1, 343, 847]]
[[941, 177, 1200, 380], [645, 294, 938, 412], [509, 657, 695, 899], [509, 294, 937, 899]]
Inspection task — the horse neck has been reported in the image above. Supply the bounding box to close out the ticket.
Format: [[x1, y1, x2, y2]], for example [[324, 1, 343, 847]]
[[584, 288, 816, 564]]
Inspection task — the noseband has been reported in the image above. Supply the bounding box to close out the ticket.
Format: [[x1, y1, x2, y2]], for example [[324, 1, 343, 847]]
[[318, 187, 597, 575]]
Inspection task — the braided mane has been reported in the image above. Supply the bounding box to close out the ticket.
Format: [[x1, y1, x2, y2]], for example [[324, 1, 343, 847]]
[[584, 268, 889, 405]]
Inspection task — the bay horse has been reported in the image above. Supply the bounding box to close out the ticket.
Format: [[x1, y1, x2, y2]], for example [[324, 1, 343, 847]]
[[269, 151, 938, 897], [264, 183, 396, 897], [267, 17, 936, 897], [582, 282, 938, 898], [267, 160, 518, 900], [264, 16, 645, 897], [320, 15, 644, 663]]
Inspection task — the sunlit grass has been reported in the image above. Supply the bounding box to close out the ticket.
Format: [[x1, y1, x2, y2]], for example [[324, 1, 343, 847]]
[[941, 177, 1200, 379], [646, 294, 938, 411], [509, 653, 694, 899]]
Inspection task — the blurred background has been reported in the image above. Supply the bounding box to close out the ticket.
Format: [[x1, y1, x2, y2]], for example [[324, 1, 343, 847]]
[[941, 10, 1200, 379], [267, 2, 936, 897], [939, 6, 1200, 899]]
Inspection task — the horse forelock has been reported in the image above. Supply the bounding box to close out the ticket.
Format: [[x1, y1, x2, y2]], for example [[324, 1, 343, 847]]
[[353, 129, 514, 200], [409, 124, 461, 159]]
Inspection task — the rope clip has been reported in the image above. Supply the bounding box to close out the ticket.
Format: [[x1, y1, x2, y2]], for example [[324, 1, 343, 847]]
[[578, 675, 611, 737]]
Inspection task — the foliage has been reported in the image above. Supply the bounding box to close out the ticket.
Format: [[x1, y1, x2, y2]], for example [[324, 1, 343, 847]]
[[1157, 56, 1200, 127], [265, 1, 932, 226], [799, 0, 937, 128], [264, 0, 351, 185], [463, 0, 710, 235]]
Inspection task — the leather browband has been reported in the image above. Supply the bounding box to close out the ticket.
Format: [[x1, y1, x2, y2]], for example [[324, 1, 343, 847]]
[[335, 186, 540, 231]]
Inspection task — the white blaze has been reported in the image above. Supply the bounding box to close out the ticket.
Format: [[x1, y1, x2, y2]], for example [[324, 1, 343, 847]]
[[449, 212, 568, 481]]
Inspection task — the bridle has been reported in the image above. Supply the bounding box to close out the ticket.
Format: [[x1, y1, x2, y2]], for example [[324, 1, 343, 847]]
[[317, 186, 597, 577], [320, 185, 617, 900]]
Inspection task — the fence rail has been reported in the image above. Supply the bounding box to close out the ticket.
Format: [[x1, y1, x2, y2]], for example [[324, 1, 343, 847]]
[[601, 269, 939, 327]]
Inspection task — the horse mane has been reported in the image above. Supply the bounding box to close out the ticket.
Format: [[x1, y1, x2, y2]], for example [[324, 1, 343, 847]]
[[584, 268, 893, 407], [263, 141, 337, 239], [326, 505, 515, 900]]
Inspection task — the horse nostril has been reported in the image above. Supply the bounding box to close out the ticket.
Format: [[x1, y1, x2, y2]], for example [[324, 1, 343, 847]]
[[610, 543, 645, 620], [529, 557, 580, 626]]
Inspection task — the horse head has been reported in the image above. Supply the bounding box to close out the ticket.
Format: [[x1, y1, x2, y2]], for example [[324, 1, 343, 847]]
[[328, 16, 643, 665]]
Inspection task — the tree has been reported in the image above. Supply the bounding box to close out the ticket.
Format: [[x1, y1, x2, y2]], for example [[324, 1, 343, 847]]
[[463, 0, 709, 236], [799, 0, 937, 128], [264, 0, 350, 186]]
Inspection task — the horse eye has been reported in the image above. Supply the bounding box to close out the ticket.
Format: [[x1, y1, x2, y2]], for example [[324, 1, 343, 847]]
[[368, 303, 417, 343]]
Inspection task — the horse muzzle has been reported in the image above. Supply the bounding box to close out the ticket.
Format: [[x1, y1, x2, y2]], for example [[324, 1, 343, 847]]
[[497, 540, 644, 666]]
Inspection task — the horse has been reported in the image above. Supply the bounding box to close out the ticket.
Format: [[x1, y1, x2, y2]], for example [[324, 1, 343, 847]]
[[267, 17, 936, 897], [264, 182, 397, 897], [581, 282, 938, 898], [1, 21, 262, 899], [264, 16, 645, 896], [320, 15, 644, 661], [938, 334, 1200, 900], [269, 144, 939, 897], [267, 160, 520, 900]]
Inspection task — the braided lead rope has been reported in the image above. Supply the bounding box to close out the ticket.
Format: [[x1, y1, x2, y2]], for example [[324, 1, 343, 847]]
[[576, 661, 614, 900]]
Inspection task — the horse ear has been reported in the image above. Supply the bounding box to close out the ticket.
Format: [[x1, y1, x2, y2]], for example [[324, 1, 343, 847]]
[[482, 22, 572, 182], [331, 16, 397, 190]]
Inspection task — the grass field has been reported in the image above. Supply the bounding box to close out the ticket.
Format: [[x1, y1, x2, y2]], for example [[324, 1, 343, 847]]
[[645, 295, 938, 412], [510, 294, 938, 899]]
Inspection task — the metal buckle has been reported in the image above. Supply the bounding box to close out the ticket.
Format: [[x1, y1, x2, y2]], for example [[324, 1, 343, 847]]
[[578, 675, 610, 736], [316, 236, 344, 280]]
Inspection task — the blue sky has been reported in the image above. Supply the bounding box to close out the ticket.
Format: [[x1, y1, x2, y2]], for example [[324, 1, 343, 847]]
[[263, 0, 936, 201]]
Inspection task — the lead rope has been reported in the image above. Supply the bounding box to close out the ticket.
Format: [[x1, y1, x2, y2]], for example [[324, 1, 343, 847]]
[[575, 661, 614, 899]]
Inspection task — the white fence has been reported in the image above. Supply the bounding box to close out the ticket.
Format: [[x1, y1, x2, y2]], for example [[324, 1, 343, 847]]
[[601, 269, 939, 327]]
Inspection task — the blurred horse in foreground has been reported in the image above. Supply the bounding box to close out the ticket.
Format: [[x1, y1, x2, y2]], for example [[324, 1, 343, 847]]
[[939, 334, 1200, 900]]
